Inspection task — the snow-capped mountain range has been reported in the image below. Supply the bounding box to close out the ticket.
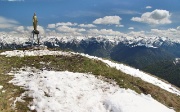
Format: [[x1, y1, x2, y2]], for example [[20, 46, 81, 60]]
[[0, 32, 179, 48], [42, 35, 178, 48]]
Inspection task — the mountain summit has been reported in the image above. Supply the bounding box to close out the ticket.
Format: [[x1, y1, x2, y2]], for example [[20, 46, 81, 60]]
[[0, 49, 179, 111]]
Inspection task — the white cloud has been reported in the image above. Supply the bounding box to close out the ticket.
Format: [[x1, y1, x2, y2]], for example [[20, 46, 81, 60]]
[[127, 31, 146, 37], [146, 6, 152, 9], [168, 28, 177, 32], [116, 25, 124, 27], [56, 25, 85, 33], [78, 24, 96, 28], [48, 26, 180, 40], [150, 28, 180, 40], [56, 26, 76, 33], [128, 27, 134, 30], [47, 24, 56, 29], [88, 29, 123, 36], [14, 26, 25, 33], [37, 26, 45, 34], [177, 26, 180, 30], [78, 28, 86, 32], [0, 16, 19, 29], [56, 22, 77, 27], [131, 9, 171, 25], [26, 26, 33, 32], [93, 16, 122, 25], [27, 25, 45, 34], [125, 28, 180, 40]]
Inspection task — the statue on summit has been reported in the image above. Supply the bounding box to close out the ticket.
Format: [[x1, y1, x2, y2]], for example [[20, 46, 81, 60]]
[[32, 13, 40, 45], [33, 13, 38, 31], [31, 13, 46, 49]]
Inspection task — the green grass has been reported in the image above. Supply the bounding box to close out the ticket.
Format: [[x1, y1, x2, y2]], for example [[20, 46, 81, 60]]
[[0, 51, 180, 112]]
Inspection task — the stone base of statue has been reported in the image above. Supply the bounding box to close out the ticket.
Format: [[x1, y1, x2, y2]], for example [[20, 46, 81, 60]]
[[32, 44, 47, 50], [29, 29, 47, 50], [32, 30, 40, 45]]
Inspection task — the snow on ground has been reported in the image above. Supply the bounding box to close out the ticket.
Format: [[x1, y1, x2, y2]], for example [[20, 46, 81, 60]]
[[78, 53, 180, 96], [0, 50, 72, 57], [8, 67, 174, 112], [0, 85, 3, 90], [0, 85, 5, 93], [1, 49, 180, 96]]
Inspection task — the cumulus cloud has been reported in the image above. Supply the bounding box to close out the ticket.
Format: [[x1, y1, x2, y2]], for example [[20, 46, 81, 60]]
[[27, 25, 45, 34], [177, 26, 180, 30], [93, 16, 122, 25], [78, 28, 86, 32], [56, 26, 76, 33], [116, 25, 124, 27], [86, 27, 180, 40], [56, 22, 77, 27], [0, 16, 19, 29], [46, 22, 97, 35], [127, 31, 146, 37], [88, 29, 123, 36], [47, 24, 56, 29], [14, 26, 25, 33], [131, 9, 171, 25], [56, 26, 82, 36], [128, 27, 134, 30], [36, 26, 45, 34], [125, 29, 178, 40], [56, 25, 85, 33], [150, 28, 180, 40], [78, 24, 96, 28], [146, 6, 152, 9], [127, 28, 180, 40]]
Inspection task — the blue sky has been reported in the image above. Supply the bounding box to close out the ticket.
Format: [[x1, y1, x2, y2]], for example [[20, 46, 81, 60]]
[[0, 0, 180, 39]]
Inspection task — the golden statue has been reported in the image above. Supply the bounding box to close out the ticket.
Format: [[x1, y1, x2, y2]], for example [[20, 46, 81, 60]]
[[33, 13, 38, 31], [32, 13, 40, 45]]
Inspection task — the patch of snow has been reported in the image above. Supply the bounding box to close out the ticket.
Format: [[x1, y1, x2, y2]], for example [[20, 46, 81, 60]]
[[9, 67, 174, 112], [0, 85, 3, 90], [0, 50, 72, 57], [175, 58, 180, 64], [1, 49, 180, 96], [78, 53, 180, 96], [12, 92, 26, 109], [2, 90, 6, 93]]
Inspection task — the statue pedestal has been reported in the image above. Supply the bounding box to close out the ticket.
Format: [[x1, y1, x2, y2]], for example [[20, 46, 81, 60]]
[[32, 30, 40, 45], [32, 45, 47, 50], [31, 30, 47, 50]]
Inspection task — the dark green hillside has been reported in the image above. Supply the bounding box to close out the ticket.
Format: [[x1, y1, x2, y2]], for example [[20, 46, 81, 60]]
[[143, 60, 180, 87], [110, 43, 180, 87], [110, 43, 175, 69]]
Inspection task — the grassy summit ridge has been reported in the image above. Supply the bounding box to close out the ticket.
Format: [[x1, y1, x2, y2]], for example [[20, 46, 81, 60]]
[[0, 50, 179, 112]]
